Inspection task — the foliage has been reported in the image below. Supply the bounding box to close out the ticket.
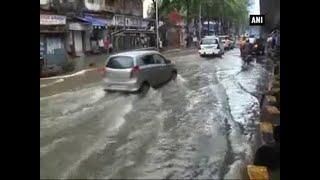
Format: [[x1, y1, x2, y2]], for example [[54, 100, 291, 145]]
[[148, 0, 249, 30]]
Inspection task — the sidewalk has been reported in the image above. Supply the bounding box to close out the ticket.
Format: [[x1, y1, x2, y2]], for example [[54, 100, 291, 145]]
[[71, 47, 196, 72], [41, 47, 196, 80]]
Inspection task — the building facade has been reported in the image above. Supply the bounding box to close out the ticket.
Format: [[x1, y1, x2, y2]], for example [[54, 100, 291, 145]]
[[40, 0, 155, 60], [260, 0, 280, 37], [40, 0, 69, 72]]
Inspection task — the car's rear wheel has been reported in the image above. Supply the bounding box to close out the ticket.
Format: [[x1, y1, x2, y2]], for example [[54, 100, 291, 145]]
[[138, 82, 150, 95], [171, 71, 177, 81], [104, 89, 116, 93]]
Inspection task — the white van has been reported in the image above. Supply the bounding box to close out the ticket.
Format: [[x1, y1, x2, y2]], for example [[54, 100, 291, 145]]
[[199, 37, 224, 57]]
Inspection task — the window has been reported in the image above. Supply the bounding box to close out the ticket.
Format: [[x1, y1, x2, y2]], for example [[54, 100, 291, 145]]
[[106, 56, 133, 69], [201, 38, 218, 45], [139, 55, 155, 65], [153, 54, 165, 64]]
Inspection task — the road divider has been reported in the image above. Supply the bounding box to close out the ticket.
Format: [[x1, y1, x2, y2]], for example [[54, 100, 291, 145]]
[[247, 165, 269, 180]]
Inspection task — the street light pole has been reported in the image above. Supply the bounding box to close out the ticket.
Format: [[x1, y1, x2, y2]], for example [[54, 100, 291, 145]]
[[155, 0, 159, 50]]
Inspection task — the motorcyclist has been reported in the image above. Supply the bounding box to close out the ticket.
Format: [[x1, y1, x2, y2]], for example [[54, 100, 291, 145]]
[[242, 39, 253, 65], [240, 36, 247, 57]]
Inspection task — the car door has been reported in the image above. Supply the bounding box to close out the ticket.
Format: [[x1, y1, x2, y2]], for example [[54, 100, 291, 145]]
[[153, 54, 171, 83], [139, 54, 158, 86]]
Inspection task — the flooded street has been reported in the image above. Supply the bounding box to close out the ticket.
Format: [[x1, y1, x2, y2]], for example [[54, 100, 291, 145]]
[[40, 49, 270, 179]]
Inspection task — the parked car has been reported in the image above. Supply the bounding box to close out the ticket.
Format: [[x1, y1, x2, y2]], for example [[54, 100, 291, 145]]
[[102, 50, 177, 94], [199, 36, 224, 57]]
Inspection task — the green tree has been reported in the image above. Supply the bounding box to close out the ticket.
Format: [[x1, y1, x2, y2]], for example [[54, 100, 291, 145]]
[[148, 0, 249, 40]]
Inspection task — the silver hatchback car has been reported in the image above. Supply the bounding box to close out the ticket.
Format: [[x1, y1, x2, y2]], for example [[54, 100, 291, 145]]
[[103, 50, 177, 93]]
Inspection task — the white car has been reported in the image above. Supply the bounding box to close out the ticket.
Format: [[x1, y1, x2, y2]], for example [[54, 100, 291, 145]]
[[198, 37, 224, 57]]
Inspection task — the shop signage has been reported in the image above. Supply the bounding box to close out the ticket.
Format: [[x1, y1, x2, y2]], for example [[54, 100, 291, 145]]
[[69, 23, 91, 31], [40, 41, 45, 58], [113, 15, 142, 27], [125, 17, 140, 27], [113, 15, 125, 26], [40, 15, 66, 25], [141, 20, 148, 28]]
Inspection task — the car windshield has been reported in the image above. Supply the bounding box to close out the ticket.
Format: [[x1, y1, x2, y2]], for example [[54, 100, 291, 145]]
[[106, 56, 134, 69], [201, 39, 217, 45]]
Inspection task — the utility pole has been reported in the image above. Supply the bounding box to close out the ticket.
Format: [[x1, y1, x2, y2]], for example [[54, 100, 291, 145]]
[[155, 0, 159, 50], [199, 2, 201, 39], [186, 0, 190, 47]]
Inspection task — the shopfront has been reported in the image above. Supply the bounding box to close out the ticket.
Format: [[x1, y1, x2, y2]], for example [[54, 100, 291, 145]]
[[40, 14, 68, 69], [75, 15, 109, 54], [67, 22, 92, 56]]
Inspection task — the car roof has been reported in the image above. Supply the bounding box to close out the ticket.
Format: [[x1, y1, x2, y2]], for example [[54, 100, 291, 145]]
[[109, 50, 160, 59], [204, 35, 217, 38]]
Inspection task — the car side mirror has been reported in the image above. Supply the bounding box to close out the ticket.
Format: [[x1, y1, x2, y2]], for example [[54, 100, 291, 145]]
[[165, 59, 172, 64]]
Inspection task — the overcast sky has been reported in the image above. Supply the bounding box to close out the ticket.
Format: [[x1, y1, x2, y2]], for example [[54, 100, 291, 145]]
[[143, 0, 260, 18]]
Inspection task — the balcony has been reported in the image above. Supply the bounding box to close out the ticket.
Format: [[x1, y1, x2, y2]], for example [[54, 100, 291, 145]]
[[49, 0, 85, 15]]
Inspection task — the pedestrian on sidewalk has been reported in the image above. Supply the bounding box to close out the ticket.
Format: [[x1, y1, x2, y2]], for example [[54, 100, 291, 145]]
[[104, 39, 109, 54], [193, 35, 198, 47], [98, 39, 104, 52]]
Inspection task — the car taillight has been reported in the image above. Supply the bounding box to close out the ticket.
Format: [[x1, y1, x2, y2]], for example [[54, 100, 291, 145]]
[[130, 66, 140, 78], [97, 67, 106, 75]]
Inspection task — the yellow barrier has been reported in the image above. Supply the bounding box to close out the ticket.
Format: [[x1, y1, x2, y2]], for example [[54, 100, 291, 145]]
[[247, 165, 269, 180]]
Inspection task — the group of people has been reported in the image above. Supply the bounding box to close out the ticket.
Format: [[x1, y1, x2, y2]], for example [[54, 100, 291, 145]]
[[267, 29, 280, 50]]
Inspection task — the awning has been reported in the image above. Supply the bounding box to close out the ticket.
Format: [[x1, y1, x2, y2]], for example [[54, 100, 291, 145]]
[[112, 29, 156, 36], [76, 16, 107, 27]]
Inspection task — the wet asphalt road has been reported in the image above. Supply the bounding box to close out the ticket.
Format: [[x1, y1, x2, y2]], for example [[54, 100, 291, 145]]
[[40, 49, 270, 179]]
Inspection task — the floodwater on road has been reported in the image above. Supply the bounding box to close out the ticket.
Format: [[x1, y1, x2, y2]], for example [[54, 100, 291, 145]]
[[40, 49, 270, 179]]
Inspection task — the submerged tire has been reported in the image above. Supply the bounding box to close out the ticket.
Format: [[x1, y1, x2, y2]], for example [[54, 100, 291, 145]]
[[138, 82, 150, 96], [171, 71, 177, 81]]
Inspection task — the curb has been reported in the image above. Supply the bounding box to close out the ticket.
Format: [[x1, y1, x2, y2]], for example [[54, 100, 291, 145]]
[[40, 48, 196, 81], [40, 68, 97, 81]]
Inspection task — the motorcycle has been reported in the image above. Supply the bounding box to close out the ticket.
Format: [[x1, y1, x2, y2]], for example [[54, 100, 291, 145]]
[[242, 54, 256, 69]]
